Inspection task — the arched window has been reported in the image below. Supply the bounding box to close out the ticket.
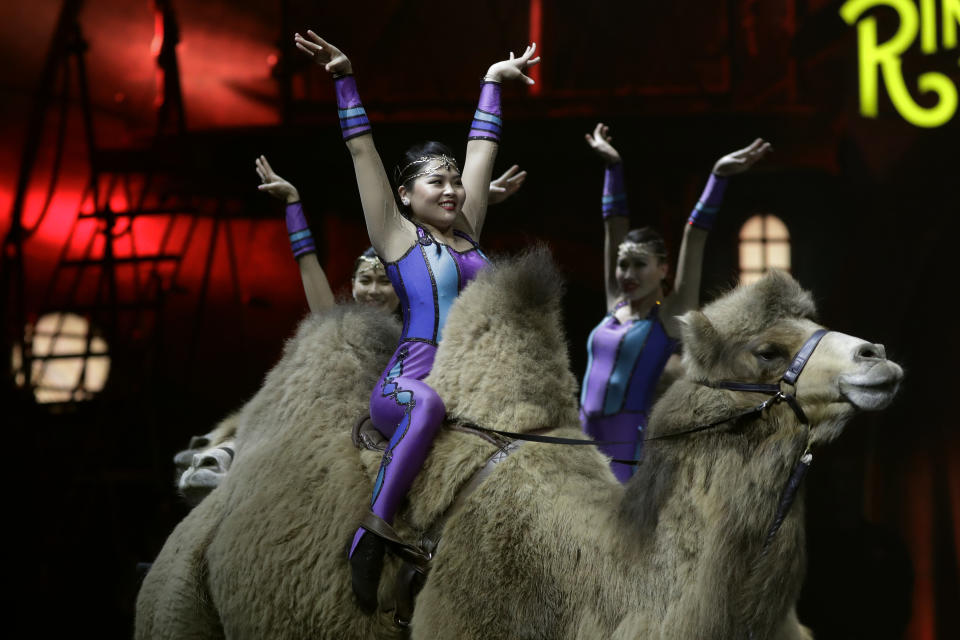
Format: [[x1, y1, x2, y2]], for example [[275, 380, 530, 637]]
[[739, 214, 791, 285], [10, 312, 110, 404]]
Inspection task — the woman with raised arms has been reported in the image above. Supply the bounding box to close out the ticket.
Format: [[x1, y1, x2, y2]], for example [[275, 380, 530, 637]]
[[255, 154, 525, 314], [581, 123, 771, 482], [294, 29, 538, 610]]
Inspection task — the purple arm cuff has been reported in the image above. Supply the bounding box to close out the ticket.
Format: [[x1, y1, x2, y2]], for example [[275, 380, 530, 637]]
[[601, 163, 629, 219], [334, 74, 371, 141], [468, 82, 502, 142], [285, 202, 316, 259], [687, 173, 729, 231]]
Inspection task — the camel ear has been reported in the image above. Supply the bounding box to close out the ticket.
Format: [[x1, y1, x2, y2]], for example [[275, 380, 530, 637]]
[[680, 310, 722, 372], [756, 270, 818, 322]]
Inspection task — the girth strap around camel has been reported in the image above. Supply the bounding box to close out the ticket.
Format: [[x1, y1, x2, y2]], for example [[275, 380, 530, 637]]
[[351, 414, 530, 627]]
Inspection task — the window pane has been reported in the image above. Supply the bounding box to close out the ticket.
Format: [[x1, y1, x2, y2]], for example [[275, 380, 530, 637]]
[[740, 215, 764, 239], [766, 241, 791, 270], [765, 215, 790, 240], [12, 312, 111, 404], [739, 214, 791, 283], [740, 241, 764, 269]]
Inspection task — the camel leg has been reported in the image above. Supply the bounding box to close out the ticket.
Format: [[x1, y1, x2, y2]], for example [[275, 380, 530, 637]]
[[136, 495, 225, 640]]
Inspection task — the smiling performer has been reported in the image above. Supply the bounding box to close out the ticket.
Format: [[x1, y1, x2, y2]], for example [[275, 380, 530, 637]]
[[255, 155, 524, 314], [581, 123, 771, 482], [294, 29, 539, 610]]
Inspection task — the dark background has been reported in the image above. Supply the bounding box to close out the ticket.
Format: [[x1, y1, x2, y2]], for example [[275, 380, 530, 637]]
[[1, 0, 956, 637]]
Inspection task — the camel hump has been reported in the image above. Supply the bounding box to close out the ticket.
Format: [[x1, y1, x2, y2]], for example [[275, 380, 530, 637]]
[[474, 243, 565, 312], [427, 243, 581, 435]]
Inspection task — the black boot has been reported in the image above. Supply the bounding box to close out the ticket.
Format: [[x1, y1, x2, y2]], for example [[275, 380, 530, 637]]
[[349, 532, 385, 614]]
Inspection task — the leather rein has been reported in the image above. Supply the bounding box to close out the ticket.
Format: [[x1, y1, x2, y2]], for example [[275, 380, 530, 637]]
[[460, 329, 829, 463]]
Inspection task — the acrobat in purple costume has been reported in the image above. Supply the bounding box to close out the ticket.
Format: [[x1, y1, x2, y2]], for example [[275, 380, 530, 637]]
[[336, 75, 499, 556], [580, 163, 727, 482]]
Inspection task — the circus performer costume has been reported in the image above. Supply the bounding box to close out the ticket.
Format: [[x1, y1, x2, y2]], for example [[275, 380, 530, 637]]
[[293, 29, 539, 610], [580, 123, 771, 482]]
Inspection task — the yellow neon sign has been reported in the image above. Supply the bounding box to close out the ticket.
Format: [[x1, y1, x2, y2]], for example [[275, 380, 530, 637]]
[[840, 0, 960, 128]]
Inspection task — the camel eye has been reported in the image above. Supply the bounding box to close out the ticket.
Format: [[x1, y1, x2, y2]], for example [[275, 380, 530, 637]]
[[754, 346, 784, 362]]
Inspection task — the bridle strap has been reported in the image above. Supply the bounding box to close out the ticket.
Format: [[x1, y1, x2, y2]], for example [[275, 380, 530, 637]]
[[782, 329, 827, 386], [712, 382, 780, 394], [458, 392, 777, 462], [707, 329, 830, 425], [760, 451, 812, 555], [456, 329, 831, 465]]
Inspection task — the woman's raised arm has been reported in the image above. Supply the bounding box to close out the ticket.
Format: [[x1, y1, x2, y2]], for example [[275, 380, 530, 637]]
[[459, 44, 540, 239], [255, 155, 336, 314], [663, 138, 772, 332], [295, 31, 411, 261], [585, 123, 630, 311]]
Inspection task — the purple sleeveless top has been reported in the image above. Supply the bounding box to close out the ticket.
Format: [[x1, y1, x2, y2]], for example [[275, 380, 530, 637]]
[[580, 303, 678, 418], [383, 226, 489, 345]]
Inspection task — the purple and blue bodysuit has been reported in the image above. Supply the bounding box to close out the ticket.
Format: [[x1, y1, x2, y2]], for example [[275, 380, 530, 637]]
[[352, 228, 489, 554], [335, 73, 499, 556], [581, 163, 727, 482]]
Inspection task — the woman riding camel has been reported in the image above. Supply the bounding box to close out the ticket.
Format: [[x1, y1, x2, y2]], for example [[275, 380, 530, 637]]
[[294, 29, 539, 610]]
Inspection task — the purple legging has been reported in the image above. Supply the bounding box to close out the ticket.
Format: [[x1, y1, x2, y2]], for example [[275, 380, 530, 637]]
[[581, 408, 645, 483], [349, 341, 446, 556]]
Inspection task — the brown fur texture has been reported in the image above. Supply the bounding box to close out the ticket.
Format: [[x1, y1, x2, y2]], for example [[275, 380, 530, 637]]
[[138, 255, 900, 640], [137, 304, 403, 639]]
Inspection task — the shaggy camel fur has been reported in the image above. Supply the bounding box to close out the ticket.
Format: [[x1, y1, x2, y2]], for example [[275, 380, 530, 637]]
[[137, 250, 902, 640], [413, 268, 901, 640], [137, 304, 402, 639]]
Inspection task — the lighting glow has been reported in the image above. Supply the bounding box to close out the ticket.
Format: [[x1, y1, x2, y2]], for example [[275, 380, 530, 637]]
[[11, 313, 110, 404], [739, 214, 791, 285]]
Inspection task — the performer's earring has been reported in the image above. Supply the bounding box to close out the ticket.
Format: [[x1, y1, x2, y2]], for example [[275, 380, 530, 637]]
[[401, 198, 410, 206]]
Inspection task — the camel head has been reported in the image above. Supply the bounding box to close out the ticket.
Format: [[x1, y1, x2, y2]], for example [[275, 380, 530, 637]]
[[173, 411, 240, 505], [177, 439, 236, 506], [680, 270, 903, 444], [426, 245, 581, 434]]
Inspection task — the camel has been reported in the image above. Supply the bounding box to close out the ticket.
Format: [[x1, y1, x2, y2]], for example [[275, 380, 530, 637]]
[[174, 415, 239, 477], [177, 438, 237, 506], [174, 414, 242, 505], [136, 248, 902, 639]]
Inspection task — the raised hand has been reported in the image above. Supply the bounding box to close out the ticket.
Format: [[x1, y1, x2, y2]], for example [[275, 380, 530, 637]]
[[488, 165, 528, 205], [256, 155, 300, 204], [712, 138, 772, 177], [484, 43, 541, 85], [584, 122, 622, 165], [294, 30, 352, 76]]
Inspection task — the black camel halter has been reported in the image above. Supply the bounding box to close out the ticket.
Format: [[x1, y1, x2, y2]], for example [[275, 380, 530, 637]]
[[705, 328, 828, 426]]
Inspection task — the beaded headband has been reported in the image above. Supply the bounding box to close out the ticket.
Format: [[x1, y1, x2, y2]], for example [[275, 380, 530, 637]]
[[354, 255, 386, 277], [397, 154, 460, 185], [617, 240, 666, 262]]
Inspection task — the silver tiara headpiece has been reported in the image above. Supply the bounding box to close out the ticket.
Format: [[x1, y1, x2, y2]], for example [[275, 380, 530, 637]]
[[399, 154, 460, 184], [617, 240, 665, 262], [354, 255, 386, 277]]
